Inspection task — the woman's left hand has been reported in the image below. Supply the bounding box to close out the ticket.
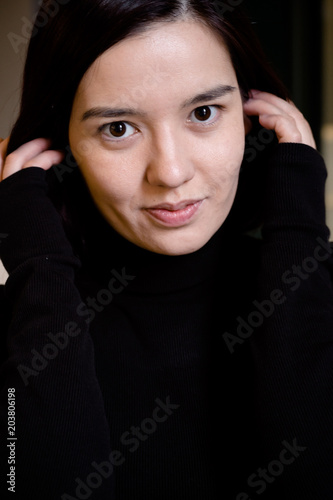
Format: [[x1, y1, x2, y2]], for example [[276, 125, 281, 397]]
[[243, 90, 317, 150]]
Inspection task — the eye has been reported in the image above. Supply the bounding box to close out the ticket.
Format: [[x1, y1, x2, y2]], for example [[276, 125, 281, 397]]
[[99, 121, 137, 141], [190, 105, 221, 125]]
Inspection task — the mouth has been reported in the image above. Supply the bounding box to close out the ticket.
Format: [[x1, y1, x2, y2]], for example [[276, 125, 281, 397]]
[[144, 199, 204, 227]]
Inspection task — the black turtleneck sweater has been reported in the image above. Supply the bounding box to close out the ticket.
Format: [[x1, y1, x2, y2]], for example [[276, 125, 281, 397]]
[[0, 143, 333, 500]]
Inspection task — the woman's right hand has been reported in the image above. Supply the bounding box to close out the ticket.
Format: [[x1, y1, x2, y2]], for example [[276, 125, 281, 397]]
[[0, 137, 64, 182]]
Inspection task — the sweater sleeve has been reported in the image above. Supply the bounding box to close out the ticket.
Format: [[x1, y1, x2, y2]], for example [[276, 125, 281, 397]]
[[0, 168, 115, 499], [249, 144, 333, 499]]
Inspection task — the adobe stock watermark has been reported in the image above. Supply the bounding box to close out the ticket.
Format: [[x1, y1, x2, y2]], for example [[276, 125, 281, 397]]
[[17, 268, 135, 386], [244, 128, 275, 163], [223, 236, 333, 353], [235, 438, 307, 499], [7, 0, 71, 55], [61, 396, 180, 500], [53, 145, 79, 183]]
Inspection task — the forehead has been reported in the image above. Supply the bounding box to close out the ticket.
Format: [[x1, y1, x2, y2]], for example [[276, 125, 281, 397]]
[[75, 19, 237, 108]]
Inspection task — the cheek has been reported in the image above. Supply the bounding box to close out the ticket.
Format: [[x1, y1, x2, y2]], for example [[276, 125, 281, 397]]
[[221, 129, 245, 178], [74, 152, 140, 211], [68, 128, 139, 219], [206, 133, 245, 184], [200, 110, 245, 168], [206, 143, 244, 203]]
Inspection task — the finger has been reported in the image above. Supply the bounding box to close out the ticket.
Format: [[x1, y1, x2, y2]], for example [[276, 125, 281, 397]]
[[243, 97, 288, 118], [2, 149, 65, 181], [247, 91, 294, 114], [1, 138, 63, 181], [0, 137, 8, 147], [243, 96, 316, 148], [4, 138, 52, 169], [245, 91, 310, 130], [258, 114, 302, 144], [23, 150, 65, 171], [243, 97, 295, 135]]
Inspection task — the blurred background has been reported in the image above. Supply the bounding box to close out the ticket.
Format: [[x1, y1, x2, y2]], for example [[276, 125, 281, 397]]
[[0, 0, 332, 284]]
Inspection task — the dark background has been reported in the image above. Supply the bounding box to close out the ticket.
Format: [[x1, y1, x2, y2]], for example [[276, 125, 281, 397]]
[[244, 0, 322, 148]]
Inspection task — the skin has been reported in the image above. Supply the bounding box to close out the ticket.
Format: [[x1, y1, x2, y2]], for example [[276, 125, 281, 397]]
[[0, 19, 316, 256]]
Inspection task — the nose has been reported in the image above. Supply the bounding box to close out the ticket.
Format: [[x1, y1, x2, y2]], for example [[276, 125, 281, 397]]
[[145, 130, 195, 188]]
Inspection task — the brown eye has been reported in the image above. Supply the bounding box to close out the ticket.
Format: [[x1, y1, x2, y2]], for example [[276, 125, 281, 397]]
[[109, 122, 127, 137], [194, 106, 212, 121], [190, 105, 221, 125], [101, 121, 137, 141]]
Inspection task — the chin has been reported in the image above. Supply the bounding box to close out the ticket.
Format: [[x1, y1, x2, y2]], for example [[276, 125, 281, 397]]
[[142, 233, 214, 256]]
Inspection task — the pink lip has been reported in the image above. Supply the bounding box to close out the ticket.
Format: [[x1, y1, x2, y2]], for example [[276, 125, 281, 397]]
[[145, 200, 204, 226]]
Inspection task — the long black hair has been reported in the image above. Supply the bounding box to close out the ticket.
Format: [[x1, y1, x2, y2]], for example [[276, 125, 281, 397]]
[[7, 0, 290, 251]]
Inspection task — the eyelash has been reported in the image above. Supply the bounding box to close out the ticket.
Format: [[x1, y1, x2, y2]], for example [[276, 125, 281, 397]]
[[97, 105, 224, 142]]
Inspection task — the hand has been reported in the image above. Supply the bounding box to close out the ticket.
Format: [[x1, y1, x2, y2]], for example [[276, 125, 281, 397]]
[[0, 137, 64, 182], [243, 90, 317, 150]]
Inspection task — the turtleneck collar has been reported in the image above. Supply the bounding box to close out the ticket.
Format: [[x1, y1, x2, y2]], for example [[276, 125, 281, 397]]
[[81, 210, 236, 294]]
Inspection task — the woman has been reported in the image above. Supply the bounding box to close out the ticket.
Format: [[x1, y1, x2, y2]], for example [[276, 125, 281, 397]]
[[0, 1, 332, 498]]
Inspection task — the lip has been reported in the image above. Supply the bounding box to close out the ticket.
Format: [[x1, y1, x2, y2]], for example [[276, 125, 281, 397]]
[[145, 199, 204, 227]]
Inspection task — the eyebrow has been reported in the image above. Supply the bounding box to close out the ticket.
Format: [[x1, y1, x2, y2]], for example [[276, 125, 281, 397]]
[[81, 84, 237, 121]]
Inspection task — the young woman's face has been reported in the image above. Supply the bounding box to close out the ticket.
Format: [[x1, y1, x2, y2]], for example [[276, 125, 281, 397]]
[[69, 19, 249, 255]]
